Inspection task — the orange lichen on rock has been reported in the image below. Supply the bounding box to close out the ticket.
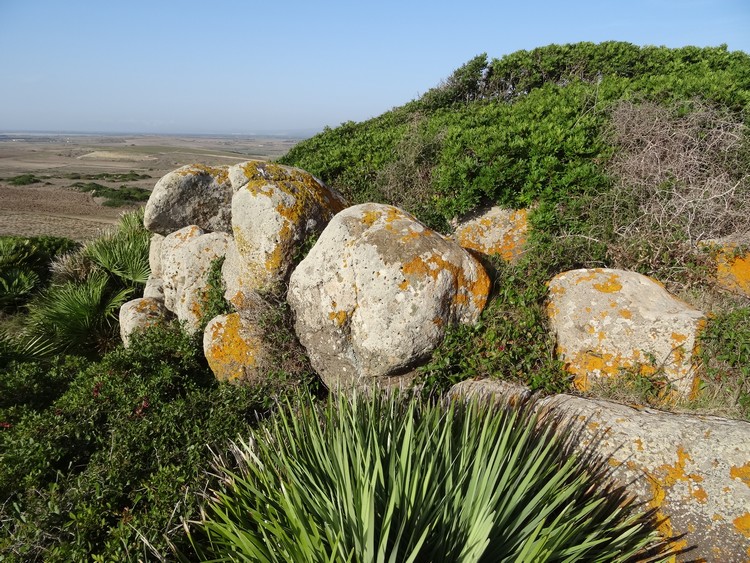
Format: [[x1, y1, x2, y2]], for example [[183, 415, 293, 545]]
[[592, 273, 623, 293], [176, 163, 230, 184], [715, 246, 750, 296], [328, 310, 349, 328], [205, 313, 264, 384], [734, 513, 750, 538], [455, 208, 528, 262], [730, 462, 750, 488]]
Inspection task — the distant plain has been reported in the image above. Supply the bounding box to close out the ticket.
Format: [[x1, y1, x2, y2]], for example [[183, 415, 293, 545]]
[[0, 134, 300, 240]]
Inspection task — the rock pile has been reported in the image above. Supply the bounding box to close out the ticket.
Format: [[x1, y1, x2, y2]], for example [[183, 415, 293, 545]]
[[119, 162, 750, 559]]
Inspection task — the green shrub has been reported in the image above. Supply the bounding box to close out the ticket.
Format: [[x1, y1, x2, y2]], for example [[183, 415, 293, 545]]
[[419, 255, 570, 395], [71, 181, 151, 207], [0, 322, 288, 561], [0, 236, 79, 311], [193, 391, 673, 562], [6, 173, 43, 186]]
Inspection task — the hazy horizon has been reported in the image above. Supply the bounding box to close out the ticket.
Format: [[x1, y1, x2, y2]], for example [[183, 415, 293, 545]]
[[2, 0, 748, 136]]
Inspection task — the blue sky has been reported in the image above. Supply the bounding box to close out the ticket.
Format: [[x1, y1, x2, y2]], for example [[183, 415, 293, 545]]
[[1, 0, 748, 136]]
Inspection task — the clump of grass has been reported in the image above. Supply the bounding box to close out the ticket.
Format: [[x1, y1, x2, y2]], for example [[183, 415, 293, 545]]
[[193, 390, 674, 562]]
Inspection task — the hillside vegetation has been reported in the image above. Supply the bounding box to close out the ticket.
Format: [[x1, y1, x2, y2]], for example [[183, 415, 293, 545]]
[[282, 41, 750, 410], [1, 42, 749, 560]]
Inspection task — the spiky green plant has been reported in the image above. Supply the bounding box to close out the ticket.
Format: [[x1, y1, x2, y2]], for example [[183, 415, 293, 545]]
[[24, 271, 132, 356], [84, 209, 151, 288], [193, 391, 673, 562]]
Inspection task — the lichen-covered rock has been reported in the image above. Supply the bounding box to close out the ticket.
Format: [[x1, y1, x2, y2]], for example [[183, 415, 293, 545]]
[[715, 244, 750, 296], [203, 312, 271, 384], [549, 397, 750, 562], [144, 164, 232, 235], [547, 268, 705, 396], [119, 297, 169, 347], [161, 225, 231, 333], [288, 203, 490, 389], [454, 207, 528, 262], [450, 379, 750, 562], [226, 160, 347, 294]]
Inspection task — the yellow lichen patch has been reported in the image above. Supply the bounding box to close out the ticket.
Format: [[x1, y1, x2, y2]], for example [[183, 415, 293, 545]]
[[401, 251, 490, 313], [634, 438, 644, 451], [361, 209, 381, 227], [671, 332, 687, 344], [691, 486, 708, 503], [619, 309, 632, 319], [456, 208, 528, 262], [399, 279, 410, 291], [205, 314, 263, 383], [328, 310, 349, 328], [574, 268, 606, 284], [733, 513, 750, 538], [173, 225, 202, 242], [713, 513, 725, 521], [657, 446, 703, 486], [176, 164, 229, 184], [716, 246, 750, 296], [593, 273, 623, 293], [730, 462, 750, 487]]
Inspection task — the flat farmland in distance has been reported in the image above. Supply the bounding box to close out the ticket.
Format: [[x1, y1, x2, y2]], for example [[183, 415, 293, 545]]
[[0, 133, 301, 241]]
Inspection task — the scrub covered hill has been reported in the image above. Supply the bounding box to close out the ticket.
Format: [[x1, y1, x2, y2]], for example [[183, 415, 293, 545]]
[[281, 41, 750, 410], [280, 42, 750, 233]]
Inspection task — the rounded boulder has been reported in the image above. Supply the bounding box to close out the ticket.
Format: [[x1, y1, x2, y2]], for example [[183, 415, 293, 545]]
[[288, 203, 490, 389], [144, 164, 233, 235]]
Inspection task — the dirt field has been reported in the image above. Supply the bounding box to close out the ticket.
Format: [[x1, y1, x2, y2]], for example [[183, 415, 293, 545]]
[[0, 133, 300, 241]]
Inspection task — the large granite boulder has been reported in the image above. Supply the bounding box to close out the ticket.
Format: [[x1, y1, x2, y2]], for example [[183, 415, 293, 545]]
[[119, 297, 170, 347], [547, 268, 706, 397], [144, 164, 233, 235], [160, 225, 231, 333], [453, 206, 528, 262], [450, 379, 750, 562], [288, 203, 490, 389], [224, 161, 347, 299]]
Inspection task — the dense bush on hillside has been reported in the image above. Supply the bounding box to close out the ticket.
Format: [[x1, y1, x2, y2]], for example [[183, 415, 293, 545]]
[[0, 236, 78, 312], [281, 42, 750, 232], [0, 323, 299, 561], [1, 210, 150, 363]]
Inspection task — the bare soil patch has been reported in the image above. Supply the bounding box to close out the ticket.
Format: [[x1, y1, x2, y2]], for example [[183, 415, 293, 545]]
[[0, 133, 300, 241]]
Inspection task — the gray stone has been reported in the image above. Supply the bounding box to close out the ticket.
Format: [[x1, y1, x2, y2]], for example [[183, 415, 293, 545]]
[[144, 164, 232, 235], [119, 297, 169, 347], [453, 206, 529, 263], [226, 160, 347, 294], [546, 268, 706, 396], [203, 312, 272, 385], [450, 379, 750, 562], [288, 203, 490, 389], [160, 225, 231, 333]]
